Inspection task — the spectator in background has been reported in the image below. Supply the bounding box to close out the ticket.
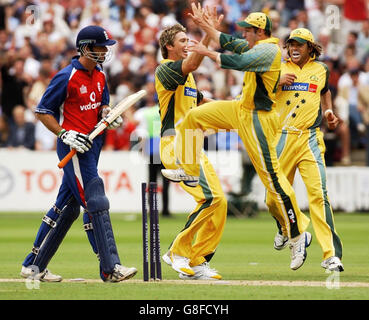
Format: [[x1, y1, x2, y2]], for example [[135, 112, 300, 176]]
[[269, 9, 290, 40], [0, 114, 10, 148], [104, 108, 137, 151], [341, 0, 368, 35], [280, 0, 305, 27], [34, 120, 56, 151], [337, 68, 369, 150], [0, 0, 368, 168], [318, 28, 342, 62], [0, 29, 12, 53], [225, 0, 252, 24], [26, 62, 53, 116], [357, 20, 369, 64], [0, 56, 31, 121], [8, 105, 35, 150], [306, 0, 325, 40]]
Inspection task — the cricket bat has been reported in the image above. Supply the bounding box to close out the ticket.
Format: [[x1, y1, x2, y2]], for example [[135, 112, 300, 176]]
[[57, 89, 147, 169]]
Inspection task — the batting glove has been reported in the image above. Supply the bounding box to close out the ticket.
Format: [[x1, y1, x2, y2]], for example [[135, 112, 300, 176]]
[[58, 129, 92, 153], [101, 107, 124, 129]]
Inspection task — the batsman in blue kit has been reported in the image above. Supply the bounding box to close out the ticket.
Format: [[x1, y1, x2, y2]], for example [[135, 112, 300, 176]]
[[20, 25, 137, 282]]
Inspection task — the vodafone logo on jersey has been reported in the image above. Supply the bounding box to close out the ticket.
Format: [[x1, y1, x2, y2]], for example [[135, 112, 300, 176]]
[[80, 91, 101, 111]]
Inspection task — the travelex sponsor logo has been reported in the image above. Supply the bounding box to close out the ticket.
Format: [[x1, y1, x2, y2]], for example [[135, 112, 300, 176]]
[[184, 87, 197, 98], [80, 101, 101, 111], [282, 82, 317, 93]]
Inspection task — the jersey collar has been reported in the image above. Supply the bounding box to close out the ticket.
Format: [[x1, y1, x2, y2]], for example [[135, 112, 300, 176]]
[[256, 36, 279, 45], [71, 57, 101, 71]]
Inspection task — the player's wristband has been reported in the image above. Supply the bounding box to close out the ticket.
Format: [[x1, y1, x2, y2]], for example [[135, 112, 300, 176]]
[[57, 129, 66, 138], [324, 109, 333, 117]]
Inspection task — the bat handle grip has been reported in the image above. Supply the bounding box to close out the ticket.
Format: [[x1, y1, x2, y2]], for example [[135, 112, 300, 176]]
[[58, 149, 77, 168]]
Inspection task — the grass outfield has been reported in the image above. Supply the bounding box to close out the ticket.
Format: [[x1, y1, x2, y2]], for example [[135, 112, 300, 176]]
[[1, 211, 369, 301]]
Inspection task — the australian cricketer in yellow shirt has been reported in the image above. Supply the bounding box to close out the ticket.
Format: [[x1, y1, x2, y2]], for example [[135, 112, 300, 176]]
[[267, 28, 344, 272], [156, 22, 227, 280], [162, 6, 312, 270]]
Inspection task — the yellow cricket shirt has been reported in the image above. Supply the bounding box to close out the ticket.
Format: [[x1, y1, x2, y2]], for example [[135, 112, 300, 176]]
[[219, 34, 281, 111], [155, 59, 199, 137], [276, 57, 329, 131]]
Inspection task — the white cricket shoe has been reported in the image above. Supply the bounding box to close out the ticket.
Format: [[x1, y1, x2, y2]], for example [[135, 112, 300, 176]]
[[179, 262, 222, 280], [321, 256, 344, 272], [20, 265, 62, 282], [161, 168, 199, 187], [104, 264, 137, 282], [289, 232, 312, 270], [162, 251, 172, 266], [170, 252, 195, 276], [274, 232, 289, 250]]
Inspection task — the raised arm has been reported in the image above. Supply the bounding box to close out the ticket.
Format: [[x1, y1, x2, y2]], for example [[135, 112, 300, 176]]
[[188, 3, 222, 46], [182, 4, 223, 75], [189, 3, 249, 54], [189, 41, 278, 72], [220, 43, 279, 72]]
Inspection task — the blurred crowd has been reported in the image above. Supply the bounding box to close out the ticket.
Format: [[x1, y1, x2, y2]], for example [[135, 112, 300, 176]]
[[0, 0, 369, 167]]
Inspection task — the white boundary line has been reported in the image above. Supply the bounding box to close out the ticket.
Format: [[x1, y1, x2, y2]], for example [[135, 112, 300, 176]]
[[1, 279, 369, 287]]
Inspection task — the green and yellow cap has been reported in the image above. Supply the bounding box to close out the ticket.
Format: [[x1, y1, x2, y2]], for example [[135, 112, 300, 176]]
[[287, 28, 315, 44], [236, 12, 272, 33]]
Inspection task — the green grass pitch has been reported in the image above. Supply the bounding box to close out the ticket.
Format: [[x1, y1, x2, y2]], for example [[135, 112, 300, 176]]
[[1, 211, 369, 301]]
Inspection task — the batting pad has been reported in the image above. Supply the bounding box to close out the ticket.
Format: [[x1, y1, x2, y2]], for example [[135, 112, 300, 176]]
[[85, 177, 120, 274], [32, 197, 80, 272]]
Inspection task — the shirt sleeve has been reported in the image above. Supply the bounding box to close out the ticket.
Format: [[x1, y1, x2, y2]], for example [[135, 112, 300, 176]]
[[102, 79, 110, 106], [197, 91, 204, 104], [35, 70, 69, 116], [320, 62, 330, 95], [219, 33, 250, 54], [155, 60, 187, 91], [220, 43, 278, 72]]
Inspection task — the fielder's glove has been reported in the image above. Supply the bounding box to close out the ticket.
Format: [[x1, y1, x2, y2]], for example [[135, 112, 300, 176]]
[[58, 129, 92, 153], [101, 107, 123, 129]]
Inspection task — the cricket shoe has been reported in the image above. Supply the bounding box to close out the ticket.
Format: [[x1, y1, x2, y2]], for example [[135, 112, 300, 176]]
[[179, 262, 222, 280], [161, 168, 199, 187], [170, 252, 195, 276], [162, 251, 172, 266], [103, 264, 137, 282], [20, 265, 62, 282], [289, 231, 312, 270], [274, 232, 289, 250], [321, 256, 344, 272]]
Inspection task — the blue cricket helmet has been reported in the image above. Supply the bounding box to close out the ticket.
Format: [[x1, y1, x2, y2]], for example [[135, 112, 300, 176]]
[[76, 25, 116, 49]]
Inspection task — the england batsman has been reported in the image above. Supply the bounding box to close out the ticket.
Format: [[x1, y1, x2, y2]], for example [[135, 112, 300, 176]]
[[162, 4, 312, 270], [20, 25, 137, 282], [269, 28, 344, 272]]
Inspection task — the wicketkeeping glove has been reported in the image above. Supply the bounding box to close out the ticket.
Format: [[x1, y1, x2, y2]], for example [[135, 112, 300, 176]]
[[101, 107, 123, 129], [58, 129, 93, 153]]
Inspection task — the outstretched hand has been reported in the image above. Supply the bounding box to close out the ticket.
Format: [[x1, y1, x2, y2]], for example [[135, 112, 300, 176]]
[[187, 39, 209, 55], [203, 5, 224, 30], [188, 2, 222, 32]]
